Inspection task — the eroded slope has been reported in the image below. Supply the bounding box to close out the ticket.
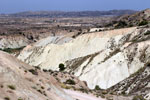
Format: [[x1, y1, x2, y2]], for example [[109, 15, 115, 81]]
[[0, 51, 73, 100], [18, 26, 150, 90]]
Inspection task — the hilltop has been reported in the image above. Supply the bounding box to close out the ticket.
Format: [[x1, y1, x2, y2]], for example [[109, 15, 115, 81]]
[[108, 8, 150, 28]]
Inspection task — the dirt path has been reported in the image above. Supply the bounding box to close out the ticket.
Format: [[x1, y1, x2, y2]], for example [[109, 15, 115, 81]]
[[64, 89, 106, 100]]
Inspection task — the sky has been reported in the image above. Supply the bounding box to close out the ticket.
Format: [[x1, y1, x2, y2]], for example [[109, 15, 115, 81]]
[[0, 0, 149, 14]]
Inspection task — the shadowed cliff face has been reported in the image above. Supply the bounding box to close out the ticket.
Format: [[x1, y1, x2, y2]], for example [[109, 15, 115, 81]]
[[0, 51, 74, 100], [18, 26, 150, 91]]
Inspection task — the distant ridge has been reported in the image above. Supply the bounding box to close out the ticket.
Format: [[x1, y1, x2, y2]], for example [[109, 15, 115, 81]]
[[109, 8, 150, 28], [0, 10, 137, 18]]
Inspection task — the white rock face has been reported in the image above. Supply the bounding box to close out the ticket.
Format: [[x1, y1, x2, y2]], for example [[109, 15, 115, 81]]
[[34, 36, 73, 47], [18, 27, 150, 89], [18, 27, 135, 69], [0, 36, 29, 49]]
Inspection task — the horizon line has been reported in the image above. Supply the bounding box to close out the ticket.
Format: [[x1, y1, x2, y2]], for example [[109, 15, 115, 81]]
[[0, 9, 140, 14]]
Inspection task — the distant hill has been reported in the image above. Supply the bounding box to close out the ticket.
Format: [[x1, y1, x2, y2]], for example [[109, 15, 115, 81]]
[[108, 8, 150, 28], [0, 10, 137, 18]]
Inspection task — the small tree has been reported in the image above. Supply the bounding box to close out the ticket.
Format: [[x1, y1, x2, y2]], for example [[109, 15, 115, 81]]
[[95, 85, 101, 90], [59, 63, 65, 71]]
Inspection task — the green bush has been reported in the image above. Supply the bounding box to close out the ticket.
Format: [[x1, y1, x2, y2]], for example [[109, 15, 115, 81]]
[[59, 63, 65, 71], [4, 97, 10, 100], [78, 88, 88, 93], [138, 20, 148, 26], [34, 66, 41, 70], [95, 85, 101, 90], [8, 85, 16, 90], [43, 69, 48, 72], [132, 95, 145, 100], [115, 21, 127, 28], [18, 98, 23, 100], [65, 79, 76, 85], [28, 69, 38, 75], [0, 46, 25, 54]]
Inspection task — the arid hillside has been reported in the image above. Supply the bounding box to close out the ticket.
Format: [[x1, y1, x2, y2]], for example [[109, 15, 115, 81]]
[[108, 8, 150, 28], [0, 8, 150, 100], [0, 51, 74, 100]]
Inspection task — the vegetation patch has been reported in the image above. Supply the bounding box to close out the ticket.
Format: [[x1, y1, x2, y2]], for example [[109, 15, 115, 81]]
[[65, 79, 76, 85], [78, 88, 89, 94], [60, 83, 73, 89], [138, 20, 149, 26], [144, 31, 150, 35], [94, 85, 101, 90], [132, 95, 145, 100], [18, 98, 23, 100], [4, 97, 10, 100], [0, 46, 25, 54], [28, 69, 38, 75], [115, 21, 127, 28], [59, 63, 65, 71], [7, 85, 16, 90]]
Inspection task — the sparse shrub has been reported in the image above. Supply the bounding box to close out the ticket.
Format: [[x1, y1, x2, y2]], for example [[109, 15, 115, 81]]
[[18, 98, 23, 100], [24, 70, 27, 73], [78, 88, 88, 94], [138, 20, 148, 26], [69, 30, 72, 32], [128, 24, 134, 27], [48, 69, 52, 72], [28, 69, 38, 75], [95, 85, 101, 90], [41, 86, 45, 89], [132, 95, 145, 100], [122, 91, 126, 95], [37, 89, 43, 94], [35, 66, 41, 70], [4, 97, 10, 100], [0, 47, 25, 54], [77, 32, 82, 35], [60, 83, 72, 89], [102, 90, 108, 94], [59, 63, 65, 71], [65, 79, 76, 85], [144, 31, 150, 35], [100, 94, 105, 98], [115, 21, 127, 28], [31, 86, 37, 90], [0, 85, 3, 88], [43, 69, 48, 72], [8, 85, 16, 90]]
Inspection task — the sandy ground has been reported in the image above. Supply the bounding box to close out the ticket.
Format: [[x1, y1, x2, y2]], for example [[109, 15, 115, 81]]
[[64, 89, 106, 100]]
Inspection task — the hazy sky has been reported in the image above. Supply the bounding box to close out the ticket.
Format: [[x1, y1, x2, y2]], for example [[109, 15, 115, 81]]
[[0, 0, 149, 13]]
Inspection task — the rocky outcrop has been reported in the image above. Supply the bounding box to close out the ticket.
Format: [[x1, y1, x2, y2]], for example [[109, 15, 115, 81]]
[[109, 64, 150, 100], [18, 26, 150, 90], [0, 51, 74, 100]]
